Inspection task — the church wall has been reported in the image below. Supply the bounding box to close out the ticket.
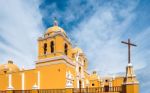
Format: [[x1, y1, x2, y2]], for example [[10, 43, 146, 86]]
[[112, 77, 124, 87], [88, 72, 100, 88], [38, 62, 66, 89], [12, 72, 22, 90], [89, 79, 100, 88], [55, 35, 65, 56], [38, 39, 43, 58], [23, 69, 37, 90], [55, 35, 73, 59], [0, 74, 8, 90]]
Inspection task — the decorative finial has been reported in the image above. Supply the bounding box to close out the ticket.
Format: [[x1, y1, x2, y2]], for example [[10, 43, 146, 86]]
[[53, 17, 58, 26]]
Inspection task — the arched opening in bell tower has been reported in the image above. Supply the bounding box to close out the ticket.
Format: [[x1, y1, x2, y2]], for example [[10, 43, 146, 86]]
[[50, 41, 54, 53], [43, 43, 47, 55], [79, 67, 81, 73], [64, 43, 68, 55]]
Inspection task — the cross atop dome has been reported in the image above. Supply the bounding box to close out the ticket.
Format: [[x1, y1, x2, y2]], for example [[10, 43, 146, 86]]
[[53, 17, 58, 26]]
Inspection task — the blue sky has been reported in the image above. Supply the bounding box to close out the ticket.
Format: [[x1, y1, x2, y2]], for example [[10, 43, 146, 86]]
[[0, 0, 150, 92]]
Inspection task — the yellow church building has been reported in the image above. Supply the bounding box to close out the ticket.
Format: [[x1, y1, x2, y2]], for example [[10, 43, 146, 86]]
[[0, 20, 139, 93]]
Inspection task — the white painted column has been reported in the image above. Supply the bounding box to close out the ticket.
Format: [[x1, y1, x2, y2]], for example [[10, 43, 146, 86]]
[[9, 74, 12, 87], [22, 73, 25, 90], [37, 71, 40, 89], [77, 79, 79, 88], [100, 81, 104, 92], [82, 79, 85, 88], [109, 81, 112, 91], [8, 74, 13, 90]]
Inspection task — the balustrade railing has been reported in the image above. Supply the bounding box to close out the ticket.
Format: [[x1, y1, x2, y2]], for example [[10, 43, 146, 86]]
[[0, 86, 122, 93], [73, 87, 122, 93]]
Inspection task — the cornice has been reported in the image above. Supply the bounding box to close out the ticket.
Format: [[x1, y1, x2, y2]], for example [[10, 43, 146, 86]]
[[36, 55, 76, 67]]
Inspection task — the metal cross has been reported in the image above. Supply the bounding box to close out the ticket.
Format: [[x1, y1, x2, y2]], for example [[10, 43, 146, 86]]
[[121, 39, 137, 64]]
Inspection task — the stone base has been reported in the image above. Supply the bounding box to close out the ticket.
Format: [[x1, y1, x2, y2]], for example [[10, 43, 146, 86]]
[[122, 83, 139, 93]]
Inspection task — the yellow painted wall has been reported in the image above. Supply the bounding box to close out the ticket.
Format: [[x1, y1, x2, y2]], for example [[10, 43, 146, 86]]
[[0, 60, 75, 90], [89, 79, 100, 88], [12, 72, 22, 90], [112, 77, 124, 87], [38, 62, 66, 89], [0, 74, 8, 90], [38, 35, 72, 60], [24, 69, 37, 90], [124, 84, 139, 93]]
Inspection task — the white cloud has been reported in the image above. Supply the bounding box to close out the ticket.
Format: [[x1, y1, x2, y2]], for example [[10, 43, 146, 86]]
[[71, 0, 147, 75], [0, 0, 44, 69]]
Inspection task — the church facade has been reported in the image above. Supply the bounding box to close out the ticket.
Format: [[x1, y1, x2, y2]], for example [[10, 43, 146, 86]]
[[0, 20, 139, 93]]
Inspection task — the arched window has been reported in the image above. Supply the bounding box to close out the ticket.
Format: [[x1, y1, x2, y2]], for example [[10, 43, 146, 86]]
[[79, 80, 82, 89], [64, 43, 68, 55], [92, 83, 95, 86], [84, 60, 86, 66], [50, 41, 54, 53], [79, 67, 81, 73], [43, 43, 47, 55]]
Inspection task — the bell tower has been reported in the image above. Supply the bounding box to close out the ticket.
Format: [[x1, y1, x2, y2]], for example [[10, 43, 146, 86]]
[[36, 18, 73, 65]]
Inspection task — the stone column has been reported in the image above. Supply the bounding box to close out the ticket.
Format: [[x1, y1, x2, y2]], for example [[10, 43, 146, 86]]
[[122, 63, 139, 93]]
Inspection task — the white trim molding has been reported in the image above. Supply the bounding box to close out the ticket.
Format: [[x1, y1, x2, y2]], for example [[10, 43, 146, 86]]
[[36, 55, 75, 67]]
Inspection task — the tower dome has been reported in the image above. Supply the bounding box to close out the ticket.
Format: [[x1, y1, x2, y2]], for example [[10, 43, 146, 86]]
[[0, 60, 20, 74], [45, 26, 66, 35], [44, 18, 66, 36]]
